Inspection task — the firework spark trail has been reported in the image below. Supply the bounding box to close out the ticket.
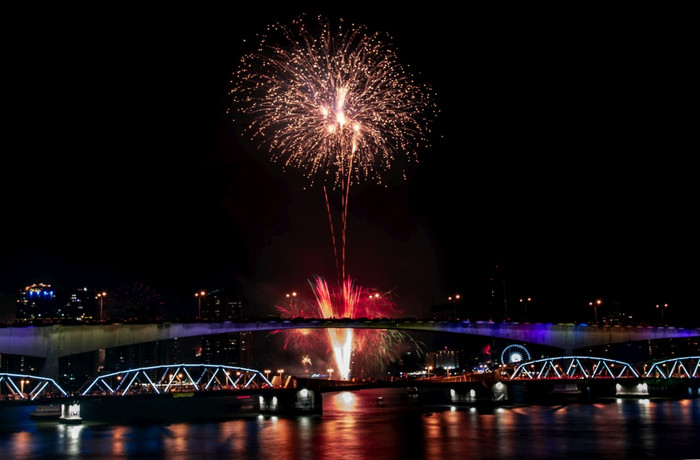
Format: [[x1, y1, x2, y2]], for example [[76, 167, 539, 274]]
[[231, 15, 436, 280], [231, 18, 434, 189], [233, 15, 434, 378]]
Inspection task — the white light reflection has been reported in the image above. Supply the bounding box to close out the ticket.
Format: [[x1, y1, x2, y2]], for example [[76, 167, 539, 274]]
[[57, 423, 85, 457]]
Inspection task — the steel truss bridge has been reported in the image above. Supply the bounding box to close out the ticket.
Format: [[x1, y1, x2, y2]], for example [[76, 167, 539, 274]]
[[2, 357, 698, 402], [0, 364, 272, 402], [507, 355, 700, 381], [0, 373, 68, 401], [81, 364, 273, 396]]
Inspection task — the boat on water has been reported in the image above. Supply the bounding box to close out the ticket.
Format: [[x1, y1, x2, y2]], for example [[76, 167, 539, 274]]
[[29, 404, 61, 420]]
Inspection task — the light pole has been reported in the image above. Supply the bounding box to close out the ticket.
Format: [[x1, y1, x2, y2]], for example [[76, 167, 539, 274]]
[[327, 368, 334, 380], [589, 299, 602, 323], [96, 292, 107, 321], [277, 369, 285, 387], [285, 291, 298, 315], [656, 303, 669, 325], [264, 369, 271, 385], [195, 291, 205, 319], [519, 297, 532, 321]]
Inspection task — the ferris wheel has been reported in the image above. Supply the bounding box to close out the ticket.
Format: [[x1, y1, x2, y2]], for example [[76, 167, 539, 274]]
[[501, 344, 531, 364]]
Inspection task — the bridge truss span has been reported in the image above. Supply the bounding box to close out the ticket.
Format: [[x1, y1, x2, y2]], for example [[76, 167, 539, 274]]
[[645, 356, 700, 379], [509, 356, 640, 381], [0, 372, 68, 400], [81, 364, 273, 397]]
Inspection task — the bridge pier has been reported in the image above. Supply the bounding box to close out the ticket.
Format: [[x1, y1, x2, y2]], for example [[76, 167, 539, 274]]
[[448, 382, 509, 405], [259, 388, 322, 415], [41, 354, 60, 381], [615, 381, 650, 397]]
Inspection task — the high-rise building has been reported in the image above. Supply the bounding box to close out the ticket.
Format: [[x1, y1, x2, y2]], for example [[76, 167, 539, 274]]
[[15, 283, 103, 322], [200, 288, 243, 320], [487, 265, 508, 321], [198, 287, 251, 368], [425, 348, 460, 374], [16, 283, 56, 321], [64, 287, 100, 320]]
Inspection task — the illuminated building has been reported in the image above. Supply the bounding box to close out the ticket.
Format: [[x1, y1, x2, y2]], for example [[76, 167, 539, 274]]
[[425, 348, 460, 375], [64, 287, 100, 320], [16, 283, 56, 321], [198, 288, 252, 368], [199, 288, 243, 320]]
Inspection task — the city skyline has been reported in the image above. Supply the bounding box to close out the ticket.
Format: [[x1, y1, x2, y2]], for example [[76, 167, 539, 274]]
[[1, 5, 696, 325]]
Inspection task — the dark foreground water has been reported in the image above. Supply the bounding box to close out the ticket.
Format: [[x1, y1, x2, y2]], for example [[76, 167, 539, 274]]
[[2, 387, 699, 459]]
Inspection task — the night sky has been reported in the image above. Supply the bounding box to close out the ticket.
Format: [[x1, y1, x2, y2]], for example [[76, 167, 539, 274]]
[[1, 5, 696, 324]]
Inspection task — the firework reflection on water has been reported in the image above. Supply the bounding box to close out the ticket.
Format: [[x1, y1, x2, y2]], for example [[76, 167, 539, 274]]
[[273, 276, 414, 380]]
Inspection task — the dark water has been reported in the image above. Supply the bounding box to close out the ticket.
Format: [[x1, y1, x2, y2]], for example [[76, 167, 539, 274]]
[[2, 388, 699, 459]]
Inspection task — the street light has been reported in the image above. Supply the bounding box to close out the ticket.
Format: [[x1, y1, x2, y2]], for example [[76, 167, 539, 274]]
[[426, 365, 433, 378], [327, 368, 334, 380], [656, 303, 669, 325], [195, 291, 206, 319], [589, 299, 602, 323], [96, 292, 107, 321], [264, 369, 271, 384], [448, 294, 461, 303], [519, 297, 532, 320], [286, 292, 298, 312], [277, 369, 284, 387]]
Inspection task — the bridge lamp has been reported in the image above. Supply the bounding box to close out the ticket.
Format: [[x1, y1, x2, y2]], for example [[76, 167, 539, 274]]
[[264, 369, 271, 382], [96, 292, 107, 321], [656, 303, 669, 325], [277, 369, 284, 386], [195, 291, 206, 319], [589, 299, 602, 323], [327, 368, 334, 380], [286, 292, 298, 309]]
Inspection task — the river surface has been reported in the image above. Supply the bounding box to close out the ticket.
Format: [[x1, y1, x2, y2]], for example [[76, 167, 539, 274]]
[[1, 387, 699, 459]]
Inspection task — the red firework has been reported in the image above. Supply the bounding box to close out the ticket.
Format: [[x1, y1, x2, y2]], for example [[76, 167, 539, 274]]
[[272, 275, 407, 378]]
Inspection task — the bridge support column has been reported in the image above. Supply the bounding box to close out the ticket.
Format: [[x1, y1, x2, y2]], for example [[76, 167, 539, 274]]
[[491, 381, 508, 402], [448, 382, 509, 405], [615, 382, 649, 397], [41, 354, 60, 381], [259, 388, 322, 415]]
